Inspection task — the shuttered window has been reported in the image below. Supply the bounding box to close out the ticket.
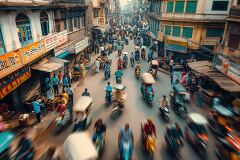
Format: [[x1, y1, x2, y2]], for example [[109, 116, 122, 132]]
[[165, 25, 172, 36], [186, 1, 197, 13], [228, 34, 240, 50], [167, 1, 174, 13], [182, 27, 193, 38], [172, 26, 181, 37], [175, 1, 185, 13], [206, 28, 224, 37]]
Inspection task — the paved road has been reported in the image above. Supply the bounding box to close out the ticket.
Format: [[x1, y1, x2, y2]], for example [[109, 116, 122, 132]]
[[41, 40, 218, 160]]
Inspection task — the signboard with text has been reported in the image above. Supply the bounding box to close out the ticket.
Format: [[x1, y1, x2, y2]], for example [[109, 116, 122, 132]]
[[75, 38, 89, 54], [0, 67, 31, 99], [0, 50, 23, 79], [45, 30, 68, 52], [213, 55, 240, 84], [22, 40, 46, 64]]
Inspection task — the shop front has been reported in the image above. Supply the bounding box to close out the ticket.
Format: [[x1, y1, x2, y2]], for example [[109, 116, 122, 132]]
[[188, 61, 240, 106]]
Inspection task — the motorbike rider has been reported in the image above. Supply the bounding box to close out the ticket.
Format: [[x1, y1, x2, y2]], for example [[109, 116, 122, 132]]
[[130, 52, 134, 65], [165, 123, 184, 145], [82, 88, 90, 97], [115, 69, 123, 83], [104, 82, 113, 101], [105, 61, 111, 78], [118, 123, 134, 160], [123, 54, 128, 67], [117, 58, 123, 71], [159, 95, 170, 117], [141, 48, 146, 60], [135, 49, 140, 61], [92, 118, 107, 143], [113, 88, 126, 109], [135, 61, 142, 73], [142, 119, 157, 147]]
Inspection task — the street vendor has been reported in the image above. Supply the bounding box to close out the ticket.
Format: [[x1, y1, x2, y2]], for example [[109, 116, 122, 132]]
[[58, 94, 68, 105]]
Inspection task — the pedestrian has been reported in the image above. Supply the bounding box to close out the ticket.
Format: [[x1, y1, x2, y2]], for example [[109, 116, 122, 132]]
[[62, 75, 69, 92], [32, 98, 42, 123], [82, 88, 90, 97], [196, 86, 203, 107], [51, 74, 59, 95], [46, 87, 54, 100], [147, 49, 153, 62], [66, 85, 74, 106], [68, 68, 73, 83], [81, 63, 85, 80], [43, 76, 50, 92], [58, 71, 63, 85], [95, 58, 100, 73], [169, 58, 174, 73]]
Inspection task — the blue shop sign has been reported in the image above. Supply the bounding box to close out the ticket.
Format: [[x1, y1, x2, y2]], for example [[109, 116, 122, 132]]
[[55, 49, 70, 59], [164, 44, 187, 53]]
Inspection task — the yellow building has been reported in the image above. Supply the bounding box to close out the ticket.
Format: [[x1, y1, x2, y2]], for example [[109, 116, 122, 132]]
[[148, 0, 231, 61]]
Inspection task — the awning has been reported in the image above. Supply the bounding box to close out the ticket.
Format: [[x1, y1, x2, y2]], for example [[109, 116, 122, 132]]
[[188, 61, 240, 92], [31, 58, 63, 72], [49, 57, 69, 64], [55, 50, 70, 59]]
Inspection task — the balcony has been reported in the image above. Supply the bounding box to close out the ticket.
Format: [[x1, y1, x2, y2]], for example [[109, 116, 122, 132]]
[[51, 0, 85, 4], [0, 0, 50, 4], [229, 7, 240, 17]]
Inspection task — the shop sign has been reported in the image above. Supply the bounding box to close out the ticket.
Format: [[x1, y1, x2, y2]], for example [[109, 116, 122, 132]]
[[98, 17, 105, 27], [22, 40, 46, 64], [0, 50, 23, 79], [45, 30, 68, 52], [0, 67, 31, 99], [75, 38, 89, 54], [213, 55, 240, 84]]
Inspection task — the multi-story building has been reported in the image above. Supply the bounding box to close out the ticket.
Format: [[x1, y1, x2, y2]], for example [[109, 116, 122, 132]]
[[148, 0, 231, 61], [0, 0, 90, 111], [92, 0, 109, 30]]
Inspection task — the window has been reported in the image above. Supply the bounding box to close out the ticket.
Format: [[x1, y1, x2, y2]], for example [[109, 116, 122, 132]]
[[16, 13, 33, 47], [167, 1, 174, 13], [74, 18, 78, 29], [182, 27, 193, 38], [212, 1, 229, 11], [228, 34, 240, 50], [175, 1, 185, 13], [78, 17, 81, 29], [206, 28, 224, 37], [0, 26, 5, 55], [165, 25, 171, 36], [162, 1, 167, 13], [64, 19, 67, 30], [186, 1, 197, 13], [172, 26, 181, 37], [40, 11, 49, 36], [69, 18, 73, 32]]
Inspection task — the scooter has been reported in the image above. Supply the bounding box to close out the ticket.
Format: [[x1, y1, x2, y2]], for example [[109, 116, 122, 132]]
[[164, 132, 183, 158], [130, 58, 134, 66], [159, 105, 170, 122], [95, 135, 105, 156], [119, 140, 132, 160], [118, 50, 121, 57], [111, 100, 124, 119], [105, 91, 112, 103], [123, 61, 128, 68], [135, 68, 140, 79], [116, 76, 122, 84]]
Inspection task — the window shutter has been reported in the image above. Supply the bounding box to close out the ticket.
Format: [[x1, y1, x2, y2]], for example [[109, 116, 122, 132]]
[[183, 27, 193, 38], [186, 1, 197, 13], [175, 1, 185, 13], [167, 1, 174, 13], [172, 26, 181, 37]]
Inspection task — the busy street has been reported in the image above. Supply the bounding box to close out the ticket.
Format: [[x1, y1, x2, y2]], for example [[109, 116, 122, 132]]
[[1, 0, 240, 160]]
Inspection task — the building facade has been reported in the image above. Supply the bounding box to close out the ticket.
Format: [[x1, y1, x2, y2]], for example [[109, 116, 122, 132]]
[[0, 0, 89, 111], [148, 0, 231, 61]]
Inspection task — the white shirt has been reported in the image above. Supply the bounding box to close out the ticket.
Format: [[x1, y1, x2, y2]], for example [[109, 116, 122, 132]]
[[170, 59, 174, 66], [95, 60, 100, 67], [100, 46, 104, 51], [66, 87, 74, 95]]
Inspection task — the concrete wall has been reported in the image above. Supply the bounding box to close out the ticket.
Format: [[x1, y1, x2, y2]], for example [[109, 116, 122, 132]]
[[0, 10, 53, 53]]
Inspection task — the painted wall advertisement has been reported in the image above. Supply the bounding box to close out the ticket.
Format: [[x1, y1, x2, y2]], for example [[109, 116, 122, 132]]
[[75, 38, 89, 54], [0, 66, 31, 99], [0, 50, 23, 79], [213, 55, 240, 84], [22, 40, 46, 64], [45, 30, 68, 52]]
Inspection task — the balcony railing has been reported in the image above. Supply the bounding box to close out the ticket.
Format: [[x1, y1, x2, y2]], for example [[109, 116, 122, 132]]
[[51, 0, 85, 4], [0, 0, 50, 3], [229, 7, 240, 17]]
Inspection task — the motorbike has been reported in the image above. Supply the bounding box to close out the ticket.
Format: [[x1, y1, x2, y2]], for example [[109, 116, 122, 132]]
[[164, 132, 183, 157], [105, 69, 110, 80], [105, 91, 112, 103], [111, 100, 124, 119], [119, 140, 132, 160], [141, 51, 146, 60], [116, 76, 122, 84], [95, 135, 105, 156], [141, 124, 156, 160], [55, 109, 72, 133], [159, 105, 170, 122], [135, 68, 140, 79], [123, 60, 128, 68], [118, 50, 121, 57], [146, 92, 154, 104]]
